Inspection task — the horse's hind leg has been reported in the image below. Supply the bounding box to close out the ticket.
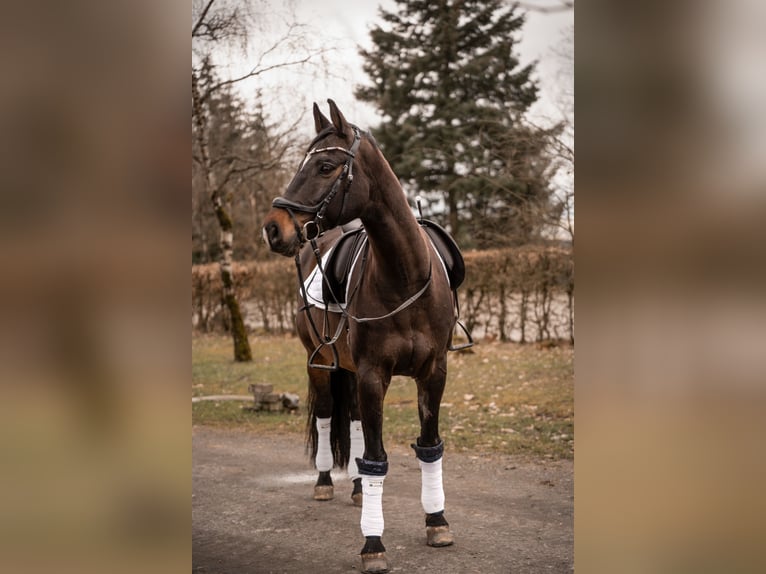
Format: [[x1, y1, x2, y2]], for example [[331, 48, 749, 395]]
[[412, 356, 454, 547], [309, 367, 361, 502], [308, 369, 335, 501]]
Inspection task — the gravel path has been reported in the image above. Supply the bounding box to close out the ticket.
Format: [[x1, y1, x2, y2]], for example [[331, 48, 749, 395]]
[[193, 426, 573, 573]]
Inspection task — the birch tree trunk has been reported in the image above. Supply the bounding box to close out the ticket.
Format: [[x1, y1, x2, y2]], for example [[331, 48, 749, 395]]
[[192, 71, 252, 361]]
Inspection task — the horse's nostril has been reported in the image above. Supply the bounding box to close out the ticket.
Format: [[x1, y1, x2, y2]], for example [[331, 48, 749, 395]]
[[264, 221, 280, 245]]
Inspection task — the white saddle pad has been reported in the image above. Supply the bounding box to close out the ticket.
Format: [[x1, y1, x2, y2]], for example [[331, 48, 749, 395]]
[[302, 237, 368, 312]]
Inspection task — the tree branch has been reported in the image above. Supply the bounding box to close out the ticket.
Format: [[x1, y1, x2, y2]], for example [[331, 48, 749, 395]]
[[218, 159, 280, 189], [192, 0, 216, 38], [212, 154, 283, 172], [517, 1, 574, 14], [200, 50, 330, 102]]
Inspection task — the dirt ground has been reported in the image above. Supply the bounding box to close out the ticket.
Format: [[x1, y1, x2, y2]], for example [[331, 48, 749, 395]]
[[192, 426, 573, 573]]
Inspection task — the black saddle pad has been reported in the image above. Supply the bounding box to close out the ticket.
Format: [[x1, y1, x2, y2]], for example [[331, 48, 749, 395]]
[[321, 219, 465, 306]]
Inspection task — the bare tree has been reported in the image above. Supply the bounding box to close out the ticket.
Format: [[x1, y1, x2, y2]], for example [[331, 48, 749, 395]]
[[192, 70, 253, 360], [191, 0, 331, 360], [547, 22, 574, 343], [192, 60, 298, 264], [550, 23, 574, 245]]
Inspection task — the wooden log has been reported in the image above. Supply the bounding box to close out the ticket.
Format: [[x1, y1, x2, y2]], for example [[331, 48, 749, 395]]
[[192, 395, 253, 403]]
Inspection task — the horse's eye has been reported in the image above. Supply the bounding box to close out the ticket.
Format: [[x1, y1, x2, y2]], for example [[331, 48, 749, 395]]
[[319, 162, 336, 174]]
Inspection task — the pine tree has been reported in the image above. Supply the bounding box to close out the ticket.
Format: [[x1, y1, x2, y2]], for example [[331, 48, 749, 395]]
[[356, 0, 559, 247]]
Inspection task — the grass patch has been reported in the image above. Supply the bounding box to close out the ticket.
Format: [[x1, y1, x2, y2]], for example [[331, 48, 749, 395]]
[[192, 334, 573, 459]]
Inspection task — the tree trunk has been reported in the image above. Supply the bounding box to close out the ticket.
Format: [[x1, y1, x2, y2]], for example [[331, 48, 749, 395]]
[[447, 188, 460, 239], [498, 284, 508, 342], [567, 282, 574, 345], [192, 72, 252, 362], [519, 290, 528, 344]]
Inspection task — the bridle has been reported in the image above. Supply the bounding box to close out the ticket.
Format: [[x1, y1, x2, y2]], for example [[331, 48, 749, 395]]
[[272, 126, 362, 243]]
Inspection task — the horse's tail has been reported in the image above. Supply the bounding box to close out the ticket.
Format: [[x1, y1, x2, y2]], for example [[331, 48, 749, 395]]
[[306, 368, 356, 469]]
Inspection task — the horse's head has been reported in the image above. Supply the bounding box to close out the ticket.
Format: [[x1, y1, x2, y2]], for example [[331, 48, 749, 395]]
[[263, 99, 372, 257]]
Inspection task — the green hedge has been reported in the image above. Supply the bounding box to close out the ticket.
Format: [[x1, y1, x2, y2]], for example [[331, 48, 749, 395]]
[[192, 246, 573, 343]]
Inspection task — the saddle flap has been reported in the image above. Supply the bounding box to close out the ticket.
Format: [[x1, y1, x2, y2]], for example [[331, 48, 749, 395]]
[[322, 226, 367, 305], [420, 219, 465, 289]]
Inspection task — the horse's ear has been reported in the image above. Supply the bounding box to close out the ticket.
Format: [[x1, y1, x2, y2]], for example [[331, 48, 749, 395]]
[[327, 99, 349, 137], [313, 102, 331, 134]]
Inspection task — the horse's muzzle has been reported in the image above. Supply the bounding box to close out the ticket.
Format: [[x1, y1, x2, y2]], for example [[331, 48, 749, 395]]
[[262, 208, 302, 257]]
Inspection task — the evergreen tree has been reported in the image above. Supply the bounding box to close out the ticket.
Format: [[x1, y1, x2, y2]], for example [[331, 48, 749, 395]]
[[356, 0, 559, 247]]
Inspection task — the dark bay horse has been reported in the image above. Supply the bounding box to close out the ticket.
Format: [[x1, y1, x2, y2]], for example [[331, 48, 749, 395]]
[[262, 100, 457, 574]]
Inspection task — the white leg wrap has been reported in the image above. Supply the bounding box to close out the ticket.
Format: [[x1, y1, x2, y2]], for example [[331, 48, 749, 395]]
[[347, 420, 364, 480], [360, 474, 386, 537], [419, 458, 445, 514], [315, 417, 333, 472]]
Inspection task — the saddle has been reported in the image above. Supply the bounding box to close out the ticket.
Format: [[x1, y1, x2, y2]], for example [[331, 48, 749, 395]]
[[420, 219, 465, 289], [321, 218, 465, 306]]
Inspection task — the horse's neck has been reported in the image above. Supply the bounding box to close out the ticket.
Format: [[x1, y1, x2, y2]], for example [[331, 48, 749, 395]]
[[360, 154, 430, 289]]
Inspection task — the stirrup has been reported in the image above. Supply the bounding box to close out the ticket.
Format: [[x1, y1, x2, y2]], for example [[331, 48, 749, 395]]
[[308, 340, 339, 371], [449, 320, 474, 351]]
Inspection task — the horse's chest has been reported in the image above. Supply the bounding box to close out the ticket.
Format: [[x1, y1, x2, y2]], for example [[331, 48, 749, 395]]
[[348, 321, 432, 373]]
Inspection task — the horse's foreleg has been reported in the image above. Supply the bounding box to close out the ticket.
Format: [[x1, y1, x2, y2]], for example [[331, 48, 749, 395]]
[[412, 358, 454, 547], [356, 366, 390, 573]]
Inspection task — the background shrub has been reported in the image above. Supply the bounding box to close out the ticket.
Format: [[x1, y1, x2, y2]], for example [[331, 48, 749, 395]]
[[192, 246, 573, 343]]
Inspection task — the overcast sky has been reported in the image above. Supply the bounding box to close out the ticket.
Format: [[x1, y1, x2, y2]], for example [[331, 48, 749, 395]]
[[217, 0, 573, 136]]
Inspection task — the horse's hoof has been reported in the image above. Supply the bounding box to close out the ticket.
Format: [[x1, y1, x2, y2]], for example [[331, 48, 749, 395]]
[[351, 477, 363, 506], [360, 551, 389, 573], [313, 485, 334, 501], [426, 525, 454, 547]]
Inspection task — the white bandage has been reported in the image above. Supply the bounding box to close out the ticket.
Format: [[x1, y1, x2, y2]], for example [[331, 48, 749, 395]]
[[360, 474, 386, 537], [347, 420, 364, 480], [419, 458, 445, 514], [315, 417, 333, 472]]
